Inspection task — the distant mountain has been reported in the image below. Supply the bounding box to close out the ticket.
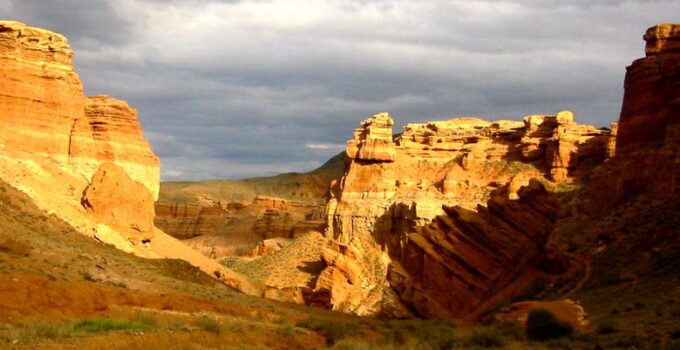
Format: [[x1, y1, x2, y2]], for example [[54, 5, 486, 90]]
[[158, 152, 346, 205]]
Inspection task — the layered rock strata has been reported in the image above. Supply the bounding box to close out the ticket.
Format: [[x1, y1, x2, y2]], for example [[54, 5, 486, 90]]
[[0, 21, 260, 296], [584, 23, 680, 209], [319, 112, 608, 317], [155, 196, 326, 258], [389, 181, 558, 319], [84, 95, 160, 198], [617, 23, 680, 150]]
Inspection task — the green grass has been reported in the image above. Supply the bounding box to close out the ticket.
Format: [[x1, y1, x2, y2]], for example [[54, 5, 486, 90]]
[[72, 317, 155, 334]]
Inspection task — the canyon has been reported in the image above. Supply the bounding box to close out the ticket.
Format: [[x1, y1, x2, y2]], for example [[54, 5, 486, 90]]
[[0, 17, 678, 350]]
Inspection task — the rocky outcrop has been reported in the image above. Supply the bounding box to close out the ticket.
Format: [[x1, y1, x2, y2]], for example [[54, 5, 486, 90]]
[[389, 181, 558, 319], [0, 21, 89, 170], [82, 163, 156, 243], [346, 112, 396, 162], [581, 24, 680, 210], [617, 23, 680, 150], [249, 238, 291, 257], [0, 21, 261, 297], [84, 95, 160, 198], [320, 112, 608, 317], [0, 21, 159, 197], [496, 299, 590, 330]]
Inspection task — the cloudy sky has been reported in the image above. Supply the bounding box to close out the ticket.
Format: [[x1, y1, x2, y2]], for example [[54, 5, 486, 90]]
[[2, 0, 678, 180]]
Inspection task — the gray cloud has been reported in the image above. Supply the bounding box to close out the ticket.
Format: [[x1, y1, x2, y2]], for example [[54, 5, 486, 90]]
[[3, 0, 679, 180], [1, 0, 140, 48]]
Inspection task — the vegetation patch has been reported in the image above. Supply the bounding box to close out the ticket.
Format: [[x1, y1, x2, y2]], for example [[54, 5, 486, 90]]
[[72, 317, 155, 334], [297, 317, 361, 345], [195, 315, 222, 333]]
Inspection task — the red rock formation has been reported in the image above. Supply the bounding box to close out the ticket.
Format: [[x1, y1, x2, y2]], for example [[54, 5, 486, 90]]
[[389, 181, 558, 319], [155, 196, 326, 258], [346, 112, 396, 162], [496, 299, 590, 330], [0, 21, 89, 167], [617, 23, 680, 150], [0, 21, 261, 297], [85, 95, 160, 198], [154, 202, 227, 239], [320, 111, 608, 317], [82, 163, 156, 242], [0, 21, 159, 197]]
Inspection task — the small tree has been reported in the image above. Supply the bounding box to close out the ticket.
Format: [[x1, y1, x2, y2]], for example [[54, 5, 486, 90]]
[[526, 309, 574, 341]]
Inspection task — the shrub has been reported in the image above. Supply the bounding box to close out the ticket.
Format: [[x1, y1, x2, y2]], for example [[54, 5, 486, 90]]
[[526, 309, 574, 341], [20, 322, 64, 340], [195, 316, 221, 333], [297, 317, 358, 344], [595, 320, 619, 334]]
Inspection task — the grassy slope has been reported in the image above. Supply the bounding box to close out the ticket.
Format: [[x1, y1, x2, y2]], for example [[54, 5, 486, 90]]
[[159, 152, 346, 204]]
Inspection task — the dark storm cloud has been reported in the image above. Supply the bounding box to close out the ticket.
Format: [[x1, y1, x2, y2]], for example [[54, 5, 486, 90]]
[[1, 0, 138, 48], [3, 0, 679, 180]]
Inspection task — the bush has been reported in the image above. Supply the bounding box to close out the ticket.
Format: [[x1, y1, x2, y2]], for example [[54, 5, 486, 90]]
[[195, 316, 221, 333], [526, 309, 574, 341], [595, 320, 619, 334], [297, 317, 358, 344], [20, 322, 64, 340]]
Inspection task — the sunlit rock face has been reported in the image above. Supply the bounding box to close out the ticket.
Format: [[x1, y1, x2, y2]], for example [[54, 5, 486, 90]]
[[85, 95, 160, 199], [317, 112, 608, 318], [617, 23, 680, 150], [0, 21, 90, 170], [0, 21, 261, 297], [0, 21, 159, 198]]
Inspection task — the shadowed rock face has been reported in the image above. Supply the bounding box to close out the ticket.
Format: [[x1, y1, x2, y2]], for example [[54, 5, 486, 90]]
[[390, 181, 558, 319], [317, 112, 607, 317], [617, 23, 680, 150]]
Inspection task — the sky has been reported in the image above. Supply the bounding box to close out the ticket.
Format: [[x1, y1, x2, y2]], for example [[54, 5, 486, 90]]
[[2, 0, 678, 180]]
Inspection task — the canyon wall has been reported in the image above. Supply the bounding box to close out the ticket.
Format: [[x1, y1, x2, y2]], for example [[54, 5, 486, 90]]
[[315, 111, 609, 317], [155, 196, 326, 258], [0, 21, 260, 296], [0, 21, 159, 198], [588, 23, 680, 209], [617, 23, 680, 150]]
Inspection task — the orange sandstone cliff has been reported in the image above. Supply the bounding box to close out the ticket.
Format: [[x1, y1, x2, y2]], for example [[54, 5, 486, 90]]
[[0, 21, 260, 296], [313, 111, 609, 317]]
